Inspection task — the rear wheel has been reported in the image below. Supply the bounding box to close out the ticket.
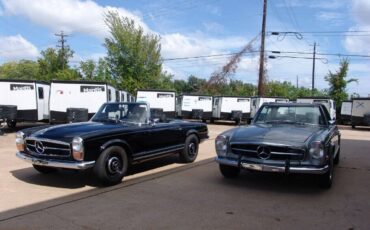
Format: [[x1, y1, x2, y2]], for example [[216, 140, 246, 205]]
[[352, 125, 356, 129], [179, 134, 199, 163], [33, 165, 57, 174], [201, 119, 207, 123], [219, 164, 240, 178], [93, 146, 128, 186]]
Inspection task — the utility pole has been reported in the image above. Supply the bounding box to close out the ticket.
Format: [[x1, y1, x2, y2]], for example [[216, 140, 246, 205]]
[[296, 75, 298, 88], [311, 42, 316, 96], [55, 31, 69, 70], [258, 0, 267, 96]]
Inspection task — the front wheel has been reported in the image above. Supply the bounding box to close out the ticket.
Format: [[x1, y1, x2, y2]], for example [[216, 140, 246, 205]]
[[33, 165, 57, 174], [179, 134, 199, 163], [93, 146, 128, 186], [318, 158, 334, 189], [219, 164, 240, 178]]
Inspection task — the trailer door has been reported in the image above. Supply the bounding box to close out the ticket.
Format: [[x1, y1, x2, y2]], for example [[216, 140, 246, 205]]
[[36, 85, 45, 120], [212, 98, 220, 118]]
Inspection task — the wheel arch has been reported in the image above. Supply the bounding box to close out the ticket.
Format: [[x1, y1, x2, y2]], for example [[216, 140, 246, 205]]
[[100, 139, 133, 161], [186, 129, 199, 141]]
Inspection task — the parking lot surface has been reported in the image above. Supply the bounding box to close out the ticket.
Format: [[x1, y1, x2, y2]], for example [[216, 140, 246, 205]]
[[0, 123, 369, 229]]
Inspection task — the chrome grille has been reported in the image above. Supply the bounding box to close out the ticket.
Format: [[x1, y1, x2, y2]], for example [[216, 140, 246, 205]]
[[231, 143, 305, 161], [25, 138, 71, 158]]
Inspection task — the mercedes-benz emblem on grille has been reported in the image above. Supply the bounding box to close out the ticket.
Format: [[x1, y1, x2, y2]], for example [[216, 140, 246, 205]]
[[257, 146, 271, 159], [35, 141, 45, 154]]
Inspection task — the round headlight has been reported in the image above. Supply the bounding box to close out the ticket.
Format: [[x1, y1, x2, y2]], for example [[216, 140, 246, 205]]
[[215, 135, 228, 156]]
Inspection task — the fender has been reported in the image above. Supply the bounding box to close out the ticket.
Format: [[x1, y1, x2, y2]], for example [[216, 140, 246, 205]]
[[186, 129, 198, 137], [100, 139, 133, 156]]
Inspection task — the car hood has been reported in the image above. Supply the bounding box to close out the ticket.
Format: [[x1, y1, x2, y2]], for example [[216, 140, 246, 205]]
[[229, 124, 325, 145], [28, 122, 127, 143]]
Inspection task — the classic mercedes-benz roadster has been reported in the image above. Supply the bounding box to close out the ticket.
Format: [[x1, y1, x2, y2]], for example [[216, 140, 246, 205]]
[[16, 102, 208, 186]]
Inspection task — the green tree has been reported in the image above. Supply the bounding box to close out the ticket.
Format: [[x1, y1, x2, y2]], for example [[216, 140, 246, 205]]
[[79, 59, 96, 80], [0, 60, 39, 80], [38, 47, 76, 81], [324, 59, 357, 108], [104, 11, 162, 94]]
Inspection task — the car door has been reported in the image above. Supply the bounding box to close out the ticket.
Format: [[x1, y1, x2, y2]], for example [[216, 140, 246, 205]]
[[146, 122, 184, 152]]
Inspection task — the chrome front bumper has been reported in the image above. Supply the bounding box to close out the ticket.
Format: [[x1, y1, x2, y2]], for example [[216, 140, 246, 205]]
[[215, 156, 329, 175], [16, 152, 95, 170]]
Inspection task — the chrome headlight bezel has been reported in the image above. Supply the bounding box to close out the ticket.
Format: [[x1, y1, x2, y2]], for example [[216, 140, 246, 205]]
[[215, 135, 228, 156], [72, 137, 84, 161], [309, 141, 324, 159], [15, 131, 25, 151]]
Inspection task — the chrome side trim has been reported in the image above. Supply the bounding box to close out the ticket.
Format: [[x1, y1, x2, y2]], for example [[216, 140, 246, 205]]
[[16, 152, 95, 170], [134, 145, 184, 161]]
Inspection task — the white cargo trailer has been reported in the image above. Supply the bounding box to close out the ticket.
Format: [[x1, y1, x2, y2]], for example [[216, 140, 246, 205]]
[[0, 79, 50, 128], [136, 90, 176, 119], [212, 96, 251, 124], [340, 101, 352, 124], [297, 97, 336, 120], [250, 97, 289, 118], [119, 90, 135, 102], [49, 80, 118, 123], [176, 94, 213, 122], [351, 98, 370, 128]]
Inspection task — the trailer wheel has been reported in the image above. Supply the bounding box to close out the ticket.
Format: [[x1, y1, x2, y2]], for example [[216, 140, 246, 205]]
[[6, 120, 16, 128]]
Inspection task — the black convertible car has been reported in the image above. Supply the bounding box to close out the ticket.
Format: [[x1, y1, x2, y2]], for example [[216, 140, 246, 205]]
[[16, 102, 208, 185], [215, 103, 340, 188]]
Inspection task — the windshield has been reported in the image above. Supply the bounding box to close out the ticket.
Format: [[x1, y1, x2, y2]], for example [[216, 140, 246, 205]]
[[254, 105, 325, 125], [92, 103, 149, 124]]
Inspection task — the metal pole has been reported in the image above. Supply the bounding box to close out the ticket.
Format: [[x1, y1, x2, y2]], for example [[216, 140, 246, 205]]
[[258, 0, 267, 96], [311, 42, 316, 95]]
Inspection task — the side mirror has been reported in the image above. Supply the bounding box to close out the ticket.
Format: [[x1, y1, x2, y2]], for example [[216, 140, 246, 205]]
[[150, 118, 160, 126], [328, 120, 336, 125]]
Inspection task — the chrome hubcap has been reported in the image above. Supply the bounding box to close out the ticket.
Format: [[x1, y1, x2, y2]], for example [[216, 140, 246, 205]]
[[107, 156, 122, 174], [188, 142, 196, 156]]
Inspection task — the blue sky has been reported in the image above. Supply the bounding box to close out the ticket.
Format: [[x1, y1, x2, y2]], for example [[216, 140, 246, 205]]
[[0, 0, 369, 96]]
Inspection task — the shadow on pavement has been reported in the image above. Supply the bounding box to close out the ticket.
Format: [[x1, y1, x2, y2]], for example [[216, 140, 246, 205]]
[[10, 154, 183, 189]]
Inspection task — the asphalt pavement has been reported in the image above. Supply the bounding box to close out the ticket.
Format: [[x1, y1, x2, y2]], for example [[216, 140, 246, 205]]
[[0, 123, 369, 229]]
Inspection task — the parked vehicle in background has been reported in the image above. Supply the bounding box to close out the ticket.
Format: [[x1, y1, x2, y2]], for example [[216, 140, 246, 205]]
[[0, 79, 50, 128], [340, 101, 352, 125], [297, 97, 336, 120], [215, 102, 340, 188], [176, 94, 213, 122], [119, 90, 135, 102], [49, 80, 118, 124], [250, 97, 289, 118], [351, 98, 370, 128], [15, 102, 208, 186], [136, 90, 176, 120], [212, 96, 251, 125]]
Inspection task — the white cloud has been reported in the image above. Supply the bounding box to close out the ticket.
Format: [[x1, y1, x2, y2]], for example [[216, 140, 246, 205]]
[[0, 35, 38, 61], [316, 12, 344, 22], [344, 0, 370, 54], [202, 22, 224, 33], [0, 0, 149, 39]]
